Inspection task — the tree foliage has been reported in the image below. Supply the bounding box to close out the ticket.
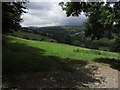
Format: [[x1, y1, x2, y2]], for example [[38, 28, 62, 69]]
[[2, 2, 27, 34], [59, 2, 120, 40]]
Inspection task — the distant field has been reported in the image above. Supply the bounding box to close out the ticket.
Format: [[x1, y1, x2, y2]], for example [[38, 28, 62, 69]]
[[12, 31, 57, 42], [3, 36, 119, 74]]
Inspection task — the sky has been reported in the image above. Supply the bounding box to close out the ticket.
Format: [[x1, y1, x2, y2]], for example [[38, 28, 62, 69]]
[[20, 2, 87, 27]]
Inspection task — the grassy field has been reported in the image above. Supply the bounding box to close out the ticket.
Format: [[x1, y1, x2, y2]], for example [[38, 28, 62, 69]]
[[12, 31, 56, 42], [3, 36, 119, 74]]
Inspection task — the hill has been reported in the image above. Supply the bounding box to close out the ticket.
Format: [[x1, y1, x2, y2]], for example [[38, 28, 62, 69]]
[[3, 36, 119, 74], [21, 26, 119, 52], [3, 36, 119, 88], [11, 31, 57, 42], [21, 26, 86, 46], [22, 26, 84, 34]]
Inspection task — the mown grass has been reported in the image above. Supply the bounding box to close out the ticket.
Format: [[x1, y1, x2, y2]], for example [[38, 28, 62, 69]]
[[3, 36, 119, 74]]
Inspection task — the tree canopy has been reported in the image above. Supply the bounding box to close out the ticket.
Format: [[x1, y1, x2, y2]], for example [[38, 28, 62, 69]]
[[59, 1, 120, 40], [2, 2, 27, 34]]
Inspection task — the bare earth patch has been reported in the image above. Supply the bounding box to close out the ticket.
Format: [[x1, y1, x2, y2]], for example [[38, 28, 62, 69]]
[[92, 63, 119, 88], [3, 61, 119, 89]]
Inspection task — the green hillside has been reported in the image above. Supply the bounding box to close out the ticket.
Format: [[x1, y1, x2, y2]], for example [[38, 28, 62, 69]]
[[23, 26, 83, 34], [3, 36, 119, 74], [11, 31, 57, 42]]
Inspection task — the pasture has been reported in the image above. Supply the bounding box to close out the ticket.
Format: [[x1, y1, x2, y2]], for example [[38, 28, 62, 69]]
[[3, 36, 119, 74]]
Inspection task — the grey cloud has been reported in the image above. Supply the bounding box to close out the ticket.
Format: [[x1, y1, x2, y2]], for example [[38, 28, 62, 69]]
[[26, 2, 55, 11], [21, 2, 87, 27]]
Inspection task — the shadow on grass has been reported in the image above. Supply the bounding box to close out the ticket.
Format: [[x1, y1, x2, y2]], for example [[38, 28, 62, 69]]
[[3, 37, 72, 74], [94, 58, 120, 71], [3, 36, 101, 88]]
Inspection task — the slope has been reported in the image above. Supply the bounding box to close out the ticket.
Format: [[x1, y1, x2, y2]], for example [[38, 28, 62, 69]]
[[3, 36, 119, 74]]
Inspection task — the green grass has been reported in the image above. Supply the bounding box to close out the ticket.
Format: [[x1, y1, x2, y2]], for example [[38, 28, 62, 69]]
[[3, 36, 119, 74], [98, 46, 109, 51], [12, 31, 56, 42]]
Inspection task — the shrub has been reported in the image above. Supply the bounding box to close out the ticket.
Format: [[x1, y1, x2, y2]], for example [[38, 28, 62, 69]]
[[84, 39, 99, 49], [23, 37, 29, 40], [97, 38, 113, 47], [110, 37, 120, 52], [72, 40, 81, 46]]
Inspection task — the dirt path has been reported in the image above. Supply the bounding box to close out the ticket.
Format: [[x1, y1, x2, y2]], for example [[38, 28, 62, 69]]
[[3, 61, 119, 88], [94, 63, 119, 88], [85, 63, 119, 88]]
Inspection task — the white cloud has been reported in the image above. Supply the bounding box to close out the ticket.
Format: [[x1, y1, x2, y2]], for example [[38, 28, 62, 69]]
[[21, 2, 87, 27]]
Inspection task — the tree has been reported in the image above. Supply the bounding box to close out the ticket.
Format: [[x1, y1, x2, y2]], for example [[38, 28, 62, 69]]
[[2, 2, 27, 34], [59, 2, 120, 40]]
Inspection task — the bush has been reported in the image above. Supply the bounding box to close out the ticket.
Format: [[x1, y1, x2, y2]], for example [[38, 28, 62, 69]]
[[84, 38, 115, 51], [99, 47, 109, 51], [72, 40, 81, 46], [23, 37, 29, 40], [110, 37, 120, 52], [97, 38, 113, 47], [41, 38, 44, 41], [84, 39, 99, 49]]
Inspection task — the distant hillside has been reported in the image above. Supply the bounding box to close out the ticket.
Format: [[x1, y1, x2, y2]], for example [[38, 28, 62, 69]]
[[21, 26, 85, 45], [11, 31, 57, 42], [20, 26, 118, 53], [22, 26, 84, 34]]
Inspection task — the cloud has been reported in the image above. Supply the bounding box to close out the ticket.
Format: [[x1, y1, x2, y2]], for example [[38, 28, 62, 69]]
[[26, 2, 54, 11], [21, 2, 87, 27]]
